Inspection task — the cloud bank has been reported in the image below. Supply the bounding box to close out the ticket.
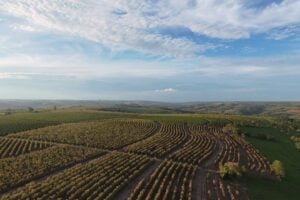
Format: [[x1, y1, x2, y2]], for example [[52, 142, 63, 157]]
[[1, 0, 300, 57], [0, 0, 299, 101]]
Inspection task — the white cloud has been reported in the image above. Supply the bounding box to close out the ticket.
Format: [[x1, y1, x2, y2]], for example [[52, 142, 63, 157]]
[[0, 54, 180, 79], [0, 52, 299, 80], [0, 72, 31, 79], [267, 25, 300, 40], [0, 0, 299, 57], [155, 88, 177, 93], [12, 24, 41, 32]]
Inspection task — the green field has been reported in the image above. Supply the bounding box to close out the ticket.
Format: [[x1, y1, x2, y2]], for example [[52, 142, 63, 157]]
[[242, 127, 300, 200]]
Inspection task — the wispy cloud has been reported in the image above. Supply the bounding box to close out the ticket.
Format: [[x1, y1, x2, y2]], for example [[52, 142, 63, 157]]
[[0, 72, 31, 79], [1, 52, 299, 80], [1, 0, 299, 57], [155, 88, 177, 93], [267, 25, 300, 40]]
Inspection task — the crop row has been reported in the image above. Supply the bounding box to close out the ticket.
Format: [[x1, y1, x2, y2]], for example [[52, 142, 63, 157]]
[[244, 143, 271, 173], [0, 137, 52, 159], [128, 161, 197, 200], [215, 135, 241, 166], [169, 132, 216, 165], [183, 124, 271, 174], [221, 131, 272, 173], [189, 124, 223, 135], [124, 123, 189, 158], [1, 152, 152, 200], [228, 134, 272, 173], [0, 111, 127, 136], [0, 145, 103, 193], [9, 119, 159, 149], [206, 173, 242, 200]]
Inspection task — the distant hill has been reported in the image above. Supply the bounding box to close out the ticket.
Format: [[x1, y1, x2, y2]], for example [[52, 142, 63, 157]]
[[0, 100, 299, 120]]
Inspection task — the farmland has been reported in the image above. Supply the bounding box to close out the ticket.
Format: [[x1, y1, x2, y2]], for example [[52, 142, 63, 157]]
[[0, 109, 298, 199]]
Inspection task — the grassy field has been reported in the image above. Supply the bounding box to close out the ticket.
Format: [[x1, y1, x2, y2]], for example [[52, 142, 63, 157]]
[[242, 127, 300, 200]]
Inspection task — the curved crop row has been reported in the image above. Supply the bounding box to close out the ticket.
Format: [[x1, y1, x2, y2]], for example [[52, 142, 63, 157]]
[[215, 135, 241, 166], [244, 143, 271, 173], [128, 161, 196, 200], [124, 123, 189, 158], [9, 119, 159, 149], [0, 138, 52, 159], [189, 124, 223, 135], [169, 132, 216, 165], [0, 145, 103, 193], [1, 152, 152, 200], [219, 131, 271, 173]]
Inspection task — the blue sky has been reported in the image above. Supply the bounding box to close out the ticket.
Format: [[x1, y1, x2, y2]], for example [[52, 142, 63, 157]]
[[0, 0, 299, 101]]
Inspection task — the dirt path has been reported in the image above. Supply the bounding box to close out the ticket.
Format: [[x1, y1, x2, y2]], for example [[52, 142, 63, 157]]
[[114, 160, 161, 200], [202, 140, 223, 170], [237, 144, 248, 167], [193, 168, 207, 200]]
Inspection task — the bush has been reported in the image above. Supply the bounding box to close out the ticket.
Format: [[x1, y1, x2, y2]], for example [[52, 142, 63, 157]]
[[222, 124, 240, 135], [219, 162, 245, 179], [290, 136, 300, 149], [271, 160, 285, 180]]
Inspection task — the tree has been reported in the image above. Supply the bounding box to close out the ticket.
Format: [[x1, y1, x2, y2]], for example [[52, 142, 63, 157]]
[[4, 109, 12, 115], [28, 107, 34, 112], [238, 105, 265, 115], [271, 160, 285, 180]]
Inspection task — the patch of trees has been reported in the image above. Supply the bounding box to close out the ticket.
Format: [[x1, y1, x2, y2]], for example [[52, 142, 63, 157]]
[[243, 132, 276, 141], [4, 109, 12, 116], [238, 105, 265, 115], [28, 107, 34, 112]]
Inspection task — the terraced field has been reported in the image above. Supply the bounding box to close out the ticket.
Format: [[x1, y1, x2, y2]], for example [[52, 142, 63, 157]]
[[0, 116, 292, 200]]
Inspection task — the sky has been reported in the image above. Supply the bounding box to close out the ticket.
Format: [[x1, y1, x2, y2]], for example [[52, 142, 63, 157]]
[[0, 0, 299, 102]]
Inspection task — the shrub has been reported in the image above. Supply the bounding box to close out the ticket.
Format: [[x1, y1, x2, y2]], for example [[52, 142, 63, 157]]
[[271, 160, 285, 180], [219, 162, 245, 179], [222, 124, 240, 135]]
